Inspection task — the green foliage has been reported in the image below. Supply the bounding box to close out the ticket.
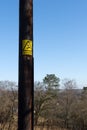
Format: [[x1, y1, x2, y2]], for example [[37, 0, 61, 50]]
[[43, 74, 60, 90]]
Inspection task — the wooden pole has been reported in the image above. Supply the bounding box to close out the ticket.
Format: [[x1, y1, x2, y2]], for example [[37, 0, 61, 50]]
[[18, 0, 34, 130]]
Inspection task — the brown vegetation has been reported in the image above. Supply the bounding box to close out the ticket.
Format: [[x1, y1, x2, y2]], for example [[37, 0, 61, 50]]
[[0, 81, 18, 130], [0, 75, 87, 130]]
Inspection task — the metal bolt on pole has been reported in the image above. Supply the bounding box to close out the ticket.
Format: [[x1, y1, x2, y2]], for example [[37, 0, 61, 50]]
[[18, 0, 34, 130]]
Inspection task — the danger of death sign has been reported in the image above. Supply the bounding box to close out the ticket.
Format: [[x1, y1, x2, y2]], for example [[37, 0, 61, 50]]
[[22, 40, 32, 55]]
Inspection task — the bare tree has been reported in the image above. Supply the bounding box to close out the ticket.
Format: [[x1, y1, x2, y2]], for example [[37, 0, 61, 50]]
[[0, 81, 18, 130]]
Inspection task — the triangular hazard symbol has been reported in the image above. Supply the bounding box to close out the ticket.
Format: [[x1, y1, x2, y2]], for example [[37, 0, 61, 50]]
[[23, 41, 32, 51]]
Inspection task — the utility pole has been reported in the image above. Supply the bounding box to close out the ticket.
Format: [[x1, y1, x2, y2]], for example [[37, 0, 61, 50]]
[[18, 0, 33, 130]]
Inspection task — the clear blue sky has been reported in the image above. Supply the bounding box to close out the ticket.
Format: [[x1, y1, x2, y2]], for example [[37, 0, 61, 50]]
[[0, 0, 87, 88]]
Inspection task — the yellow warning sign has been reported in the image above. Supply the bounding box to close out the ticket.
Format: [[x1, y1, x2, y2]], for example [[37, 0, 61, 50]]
[[22, 40, 32, 55]]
